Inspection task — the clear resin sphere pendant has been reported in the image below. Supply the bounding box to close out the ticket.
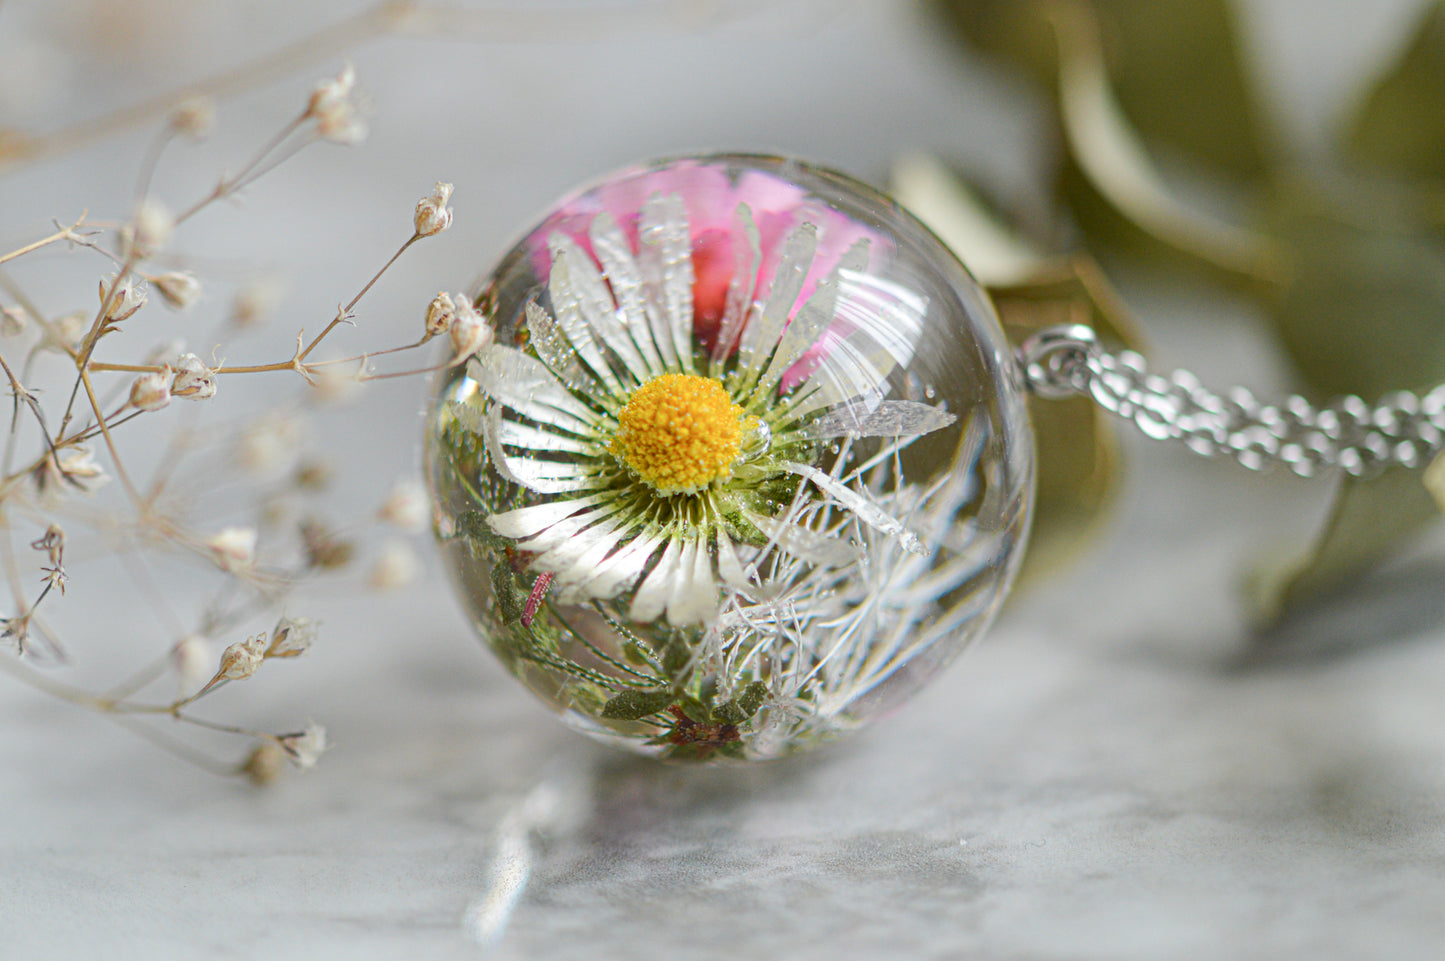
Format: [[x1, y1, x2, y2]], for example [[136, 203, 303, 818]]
[[426, 154, 1034, 760]]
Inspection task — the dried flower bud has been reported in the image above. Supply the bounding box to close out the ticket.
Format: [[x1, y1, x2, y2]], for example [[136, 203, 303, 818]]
[[311, 364, 363, 404], [448, 294, 492, 366], [267, 616, 317, 658], [171, 353, 217, 400], [242, 741, 286, 786], [30, 524, 64, 566], [230, 280, 280, 329], [170, 96, 215, 139], [206, 526, 257, 571], [217, 632, 267, 680], [306, 63, 367, 145], [1, 305, 29, 336], [236, 413, 303, 476], [306, 63, 355, 119], [34, 447, 109, 502], [35, 311, 86, 356], [132, 200, 175, 256], [129, 369, 172, 411], [368, 540, 419, 590], [99, 273, 147, 323], [278, 722, 327, 770], [424, 291, 455, 338], [414, 181, 454, 237], [378, 479, 429, 532], [172, 635, 213, 691], [300, 519, 354, 570], [294, 458, 333, 490], [153, 271, 201, 310]]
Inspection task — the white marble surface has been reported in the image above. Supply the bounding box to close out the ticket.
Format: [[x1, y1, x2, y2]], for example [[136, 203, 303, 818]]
[[4, 2, 1445, 958]]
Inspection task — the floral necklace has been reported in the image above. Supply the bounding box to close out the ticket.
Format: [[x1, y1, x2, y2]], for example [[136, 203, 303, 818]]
[[426, 153, 1442, 762]]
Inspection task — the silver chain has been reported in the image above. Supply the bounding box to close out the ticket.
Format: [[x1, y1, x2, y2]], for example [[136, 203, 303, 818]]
[[1017, 325, 1445, 478]]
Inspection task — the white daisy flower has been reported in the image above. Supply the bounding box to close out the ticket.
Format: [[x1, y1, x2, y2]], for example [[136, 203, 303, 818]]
[[456, 191, 955, 629]]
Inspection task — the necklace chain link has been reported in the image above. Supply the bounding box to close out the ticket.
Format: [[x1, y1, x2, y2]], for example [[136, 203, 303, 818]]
[[1018, 325, 1445, 478]]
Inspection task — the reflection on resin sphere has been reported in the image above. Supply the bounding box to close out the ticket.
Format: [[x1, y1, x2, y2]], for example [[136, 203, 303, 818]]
[[426, 154, 1033, 761]]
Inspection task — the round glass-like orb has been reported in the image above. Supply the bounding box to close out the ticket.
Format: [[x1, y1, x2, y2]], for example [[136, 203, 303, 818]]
[[427, 155, 1033, 761]]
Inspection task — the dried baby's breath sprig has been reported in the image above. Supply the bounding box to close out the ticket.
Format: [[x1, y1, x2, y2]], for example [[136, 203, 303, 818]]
[[171, 353, 216, 400], [151, 271, 200, 310], [368, 540, 418, 590], [130, 199, 174, 257], [128, 369, 171, 411], [229, 280, 280, 329], [241, 740, 286, 786], [0, 62, 451, 784], [172, 635, 212, 691], [170, 96, 216, 140], [217, 633, 267, 681], [206, 526, 258, 572], [300, 519, 355, 571], [266, 616, 316, 658], [447, 293, 491, 366], [98, 273, 147, 323], [378, 479, 428, 532], [414, 181, 454, 237], [2, 306, 29, 336], [305, 63, 368, 145], [424, 291, 455, 338], [277, 722, 327, 769]]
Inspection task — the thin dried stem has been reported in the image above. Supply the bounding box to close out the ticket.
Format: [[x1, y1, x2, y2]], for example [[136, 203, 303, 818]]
[[0, 213, 92, 269], [298, 233, 419, 362]]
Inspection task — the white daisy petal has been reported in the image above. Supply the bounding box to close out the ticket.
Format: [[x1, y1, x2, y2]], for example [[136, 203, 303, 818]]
[[739, 221, 816, 376], [550, 520, 634, 602], [533, 514, 630, 577], [782, 461, 926, 555], [487, 493, 609, 540], [715, 527, 752, 592], [836, 272, 929, 373], [589, 212, 666, 378], [498, 417, 597, 455], [754, 237, 871, 400], [629, 536, 684, 623], [710, 202, 761, 372], [667, 533, 719, 626], [784, 334, 893, 421], [525, 301, 592, 389], [468, 348, 597, 436], [504, 457, 605, 494], [581, 530, 663, 600], [548, 251, 623, 392], [638, 192, 694, 373], [746, 509, 860, 568], [481, 404, 525, 487], [548, 233, 652, 385], [800, 399, 957, 439], [520, 502, 625, 553]]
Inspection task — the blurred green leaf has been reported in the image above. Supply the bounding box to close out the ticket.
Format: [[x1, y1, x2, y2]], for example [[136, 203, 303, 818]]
[[1049, 1, 1280, 282], [1253, 181, 1445, 621], [930, 0, 1270, 177], [1267, 182, 1445, 400], [1255, 468, 1439, 622], [1346, 0, 1445, 179], [891, 154, 1139, 587]]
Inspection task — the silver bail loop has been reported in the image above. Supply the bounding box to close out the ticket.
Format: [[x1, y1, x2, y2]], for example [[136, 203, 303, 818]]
[[1017, 324, 1099, 399]]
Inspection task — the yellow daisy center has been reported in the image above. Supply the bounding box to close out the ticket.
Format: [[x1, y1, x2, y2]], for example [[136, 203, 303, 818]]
[[610, 373, 749, 495]]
